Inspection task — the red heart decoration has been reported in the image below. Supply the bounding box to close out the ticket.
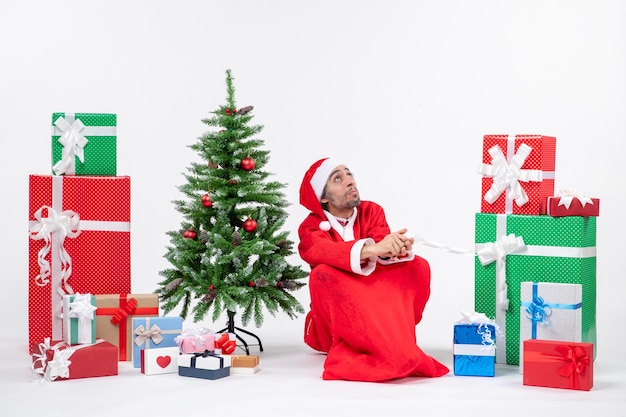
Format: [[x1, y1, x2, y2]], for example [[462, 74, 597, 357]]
[[156, 355, 171, 368]]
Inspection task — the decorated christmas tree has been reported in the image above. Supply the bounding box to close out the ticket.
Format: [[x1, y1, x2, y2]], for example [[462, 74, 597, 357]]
[[156, 70, 307, 345]]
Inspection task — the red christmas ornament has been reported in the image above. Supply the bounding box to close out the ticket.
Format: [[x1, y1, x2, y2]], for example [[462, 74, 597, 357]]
[[183, 229, 197, 240], [243, 218, 257, 233], [248, 281, 255, 287], [225, 109, 231, 116], [201, 194, 213, 208], [209, 284, 214, 290], [240, 156, 255, 172]]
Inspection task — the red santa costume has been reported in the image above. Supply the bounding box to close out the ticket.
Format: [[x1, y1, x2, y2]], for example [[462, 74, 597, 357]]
[[298, 157, 449, 382]]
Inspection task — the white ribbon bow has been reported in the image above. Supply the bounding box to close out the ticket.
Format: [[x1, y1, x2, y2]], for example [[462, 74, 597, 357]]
[[28, 206, 81, 289], [476, 234, 526, 311], [32, 338, 104, 382], [479, 144, 543, 207], [45, 347, 74, 380], [67, 293, 97, 323], [52, 116, 89, 175], [134, 324, 164, 346], [557, 189, 594, 209], [31, 338, 73, 382], [175, 327, 213, 348]]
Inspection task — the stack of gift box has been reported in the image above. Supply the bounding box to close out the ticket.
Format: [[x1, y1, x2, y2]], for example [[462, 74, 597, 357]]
[[452, 134, 597, 391], [28, 112, 259, 382]]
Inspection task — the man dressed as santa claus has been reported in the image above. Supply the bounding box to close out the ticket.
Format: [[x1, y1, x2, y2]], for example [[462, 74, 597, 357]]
[[298, 157, 449, 382]]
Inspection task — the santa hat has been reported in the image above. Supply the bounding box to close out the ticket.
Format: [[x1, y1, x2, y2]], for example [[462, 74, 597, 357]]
[[299, 157, 341, 231]]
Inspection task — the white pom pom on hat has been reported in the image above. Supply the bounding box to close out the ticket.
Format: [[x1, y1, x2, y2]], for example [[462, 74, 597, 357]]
[[319, 221, 331, 231]]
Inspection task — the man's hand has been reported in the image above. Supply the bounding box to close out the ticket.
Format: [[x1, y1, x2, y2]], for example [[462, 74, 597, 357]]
[[361, 228, 414, 260]]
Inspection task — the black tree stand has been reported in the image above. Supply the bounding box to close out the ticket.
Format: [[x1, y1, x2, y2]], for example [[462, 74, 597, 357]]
[[216, 310, 264, 355]]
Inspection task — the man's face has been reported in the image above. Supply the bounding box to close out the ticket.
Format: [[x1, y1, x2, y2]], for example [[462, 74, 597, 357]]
[[320, 165, 361, 216]]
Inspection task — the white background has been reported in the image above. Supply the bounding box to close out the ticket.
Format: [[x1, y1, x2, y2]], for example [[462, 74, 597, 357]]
[[1, 1, 625, 415]]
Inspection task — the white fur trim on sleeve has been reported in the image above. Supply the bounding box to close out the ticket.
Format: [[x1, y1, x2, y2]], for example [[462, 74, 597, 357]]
[[351, 238, 376, 276]]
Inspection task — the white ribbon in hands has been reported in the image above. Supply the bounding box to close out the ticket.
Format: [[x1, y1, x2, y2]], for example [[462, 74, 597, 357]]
[[479, 144, 543, 208], [53, 116, 89, 175]]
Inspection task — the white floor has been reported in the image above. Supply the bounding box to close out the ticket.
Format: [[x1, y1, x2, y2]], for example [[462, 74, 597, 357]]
[[2, 333, 624, 417]]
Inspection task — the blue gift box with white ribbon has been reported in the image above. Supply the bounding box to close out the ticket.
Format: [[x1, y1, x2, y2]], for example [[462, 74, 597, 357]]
[[453, 323, 496, 377]]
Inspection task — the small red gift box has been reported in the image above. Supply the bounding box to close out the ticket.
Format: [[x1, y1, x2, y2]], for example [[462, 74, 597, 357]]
[[31, 338, 118, 382], [214, 333, 237, 354], [28, 175, 131, 353], [479, 134, 556, 215], [541, 192, 600, 217], [523, 339, 593, 391]]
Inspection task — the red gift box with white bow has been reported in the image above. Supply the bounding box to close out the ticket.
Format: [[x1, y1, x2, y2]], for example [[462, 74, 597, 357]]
[[28, 175, 131, 353], [478, 134, 556, 215], [541, 190, 600, 217], [31, 338, 118, 382]]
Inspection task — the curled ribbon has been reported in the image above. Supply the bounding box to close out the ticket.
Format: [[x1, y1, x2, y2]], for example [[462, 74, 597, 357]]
[[133, 324, 164, 346], [31, 338, 72, 382], [28, 205, 81, 289], [52, 116, 89, 175], [476, 234, 526, 311], [456, 311, 503, 344], [32, 338, 104, 382], [478, 144, 543, 208], [477, 323, 495, 346], [557, 189, 594, 209]]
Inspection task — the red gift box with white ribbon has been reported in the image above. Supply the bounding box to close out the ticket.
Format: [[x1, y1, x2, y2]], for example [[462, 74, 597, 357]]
[[479, 134, 556, 215], [28, 175, 131, 353], [541, 190, 600, 217], [31, 338, 118, 382]]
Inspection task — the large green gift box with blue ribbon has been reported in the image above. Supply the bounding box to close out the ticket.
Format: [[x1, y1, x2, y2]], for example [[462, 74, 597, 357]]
[[51, 112, 117, 176], [474, 213, 596, 365]]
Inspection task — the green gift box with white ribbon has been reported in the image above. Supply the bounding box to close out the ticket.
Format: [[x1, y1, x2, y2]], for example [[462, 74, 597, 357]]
[[474, 213, 596, 365], [51, 112, 117, 176]]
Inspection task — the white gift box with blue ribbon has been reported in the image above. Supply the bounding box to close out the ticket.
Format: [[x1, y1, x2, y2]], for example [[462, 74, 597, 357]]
[[519, 281, 582, 373]]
